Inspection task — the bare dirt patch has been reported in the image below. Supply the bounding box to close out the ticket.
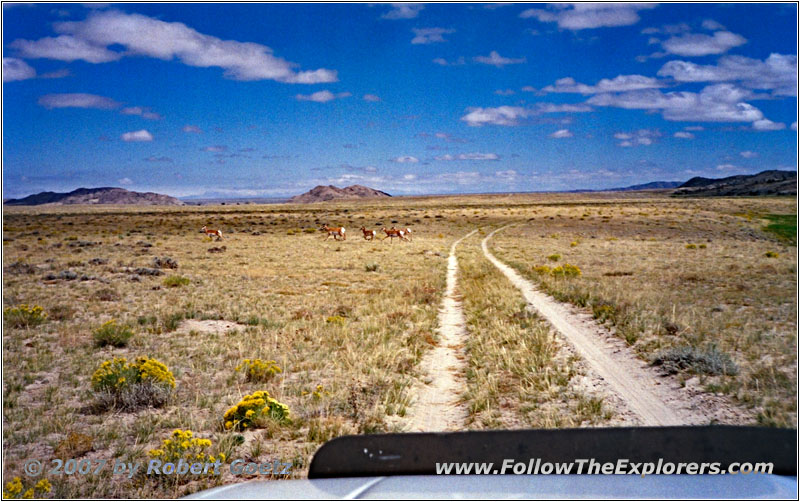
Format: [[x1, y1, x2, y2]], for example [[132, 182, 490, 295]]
[[175, 319, 247, 335], [404, 229, 477, 432]]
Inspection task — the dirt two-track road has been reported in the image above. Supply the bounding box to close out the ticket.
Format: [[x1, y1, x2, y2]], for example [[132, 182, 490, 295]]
[[406, 225, 741, 432]]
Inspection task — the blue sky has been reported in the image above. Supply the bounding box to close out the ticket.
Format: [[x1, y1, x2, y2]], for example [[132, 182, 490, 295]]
[[2, 2, 797, 198]]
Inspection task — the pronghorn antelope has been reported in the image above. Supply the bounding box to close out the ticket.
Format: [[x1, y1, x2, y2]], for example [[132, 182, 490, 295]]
[[402, 227, 412, 242], [360, 226, 377, 240], [201, 225, 223, 241], [321, 224, 346, 241], [381, 226, 408, 243]]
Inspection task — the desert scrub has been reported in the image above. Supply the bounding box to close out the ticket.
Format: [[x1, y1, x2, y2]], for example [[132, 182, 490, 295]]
[[532, 265, 552, 275], [93, 319, 134, 347], [163, 275, 191, 288], [765, 251, 779, 258], [4, 304, 47, 328], [148, 429, 224, 469], [685, 243, 697, 249], [325, 315, 346, 325], [547, 253, 561, 262], [652, 345, 739, 376], [223, 391, 290, 431], [235, 359, 282, 382], [365, 263, 379, 272], [91, 356, 175, 410], [3, 478, 51, 499], [551, 264, 581, 278]]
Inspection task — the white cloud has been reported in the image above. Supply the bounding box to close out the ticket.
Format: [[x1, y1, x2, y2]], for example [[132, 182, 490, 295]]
[[657, 54, 797, 97], [792, 122, 798, 131], [740, 151, 758, 158], [519, 4, 657, 30], [588, 85, 766, 123], [21, 10, 337, 83], [549, 129, 573, 138], [121, 129, 153, 142], [752, 118, 786, 131], [496, 169, 517, 179], [391, 155, 419, 163], [182, 125, 202, 134], [2, 57, 36, 82], [461, 103, 592, 127], [473, 50, 525, 68], [436, 152, 500, 161], [202, 145, 227, 152], [613, 129, 661, 147], [38, 92, 120, 109], [521, 85, 536, 92], [716, 163, 737, 171], [461, 106, 531, 126], [660, 31, 746, 57], [295, 90, 351, 103], [411, 27, 454, 45], [382, 3, 423, 20], [494, 89, 516, 96], [363, 94, 381, 102], [432, 56, 465, 66], [11, 34, 121, 63], [673, 131, 695, 139], [118, 177, 133, 185], [543, 74, 664, 94], [403, 174, 417, 180], [121, 106, 162, 120], [701, 19, 726, 31], [684, 125, 705, 131]]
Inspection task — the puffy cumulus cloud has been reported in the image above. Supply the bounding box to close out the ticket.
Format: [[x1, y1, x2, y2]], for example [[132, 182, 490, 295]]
[[673, 131, 695, 139], [549, 129, 573, 138], [716, 163, 738, 171], [461, 103, 592, 127], [543, 74, 664, 94], [752, 119, 786, 131], [295, 90, 351, 103], [121, 129, 153, 142], [520, 3, 657, 30], [792, 122, 798, 132], [38, 92, 120, 109], [2, 57, 36, 82], [657, 54, 797, 97], [473, 51, 525, 67], [701, 19, 726, 31], [461, 106, 531, 126], [16, 10, 337, 83], [740, 151, 758, 158], [411, 27, 455, 45], [659, 30, 746, 57], [435, 152, 500, 161], [587, 85, 766, 123], [495, 169, 518, 180], [381, 3, 423, 20], [182, 125, 202, 134], [391, 155, 419, 163], [118, 177, 133, 185], [614, 129, 661, 147], [363, 94, 381, 102]]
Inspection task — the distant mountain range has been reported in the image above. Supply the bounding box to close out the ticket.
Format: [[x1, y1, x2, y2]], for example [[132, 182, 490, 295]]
[[289, 184, 392, 203], [4, 187, 184, 206], [673, 169, 796, 197]]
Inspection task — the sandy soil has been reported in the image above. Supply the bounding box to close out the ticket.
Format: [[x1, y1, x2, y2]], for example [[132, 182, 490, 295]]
[[482, 225, 751, 426], [403, 229, 477, 432]]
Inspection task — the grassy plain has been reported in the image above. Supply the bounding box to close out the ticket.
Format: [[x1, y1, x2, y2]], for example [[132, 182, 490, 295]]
[[2, 192, 796, 497]]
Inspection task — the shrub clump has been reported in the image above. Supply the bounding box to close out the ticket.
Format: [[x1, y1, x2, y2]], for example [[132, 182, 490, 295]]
[[365, 263, 379, 272], [532, 265, 552, 275], [4, 304, 47, 328], [91, 356, 175, 410], [163, 275, 191, 288], [765, 251, 779, 258], [236, 359, 282, 383], [152, 256, 179, 269], [93, 319, 134, 347], [223, 390, 290, 431], [148, 429, 224, 467], [547, 253, 561, 262], [3, 478, 51, 499], [551, 263, 582, 278], [326, 315, 346, 325], [652, 345, 739, 376]]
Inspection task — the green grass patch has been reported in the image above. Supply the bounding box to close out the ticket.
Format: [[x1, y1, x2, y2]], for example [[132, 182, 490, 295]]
[[762, 214, 796, 245]]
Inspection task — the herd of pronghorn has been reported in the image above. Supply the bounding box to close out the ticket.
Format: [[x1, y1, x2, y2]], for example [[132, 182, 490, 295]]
[[201, 224, 412, 243]]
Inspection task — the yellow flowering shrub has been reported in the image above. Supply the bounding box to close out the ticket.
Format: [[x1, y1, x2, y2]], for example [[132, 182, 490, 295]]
[[4, 304, 47, 328], [148, 429, 225, 466], [223, 391, 290, 431], [551, 264, 582, 278], [302, 384, 331, 401], [3, 477, 51, 499], [235, 359, 282, 383], [91, 356, 175, 410], [92, 320, 134, 347]]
